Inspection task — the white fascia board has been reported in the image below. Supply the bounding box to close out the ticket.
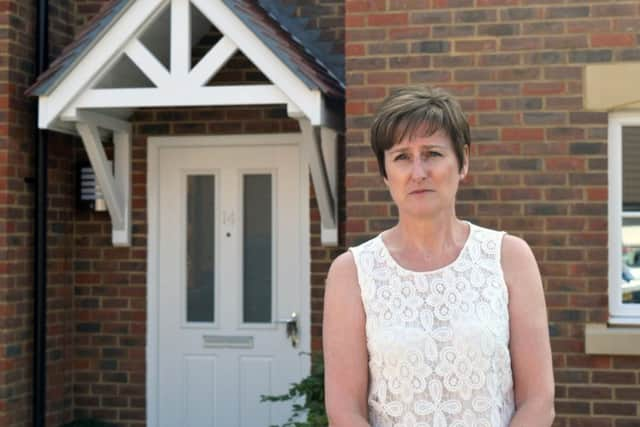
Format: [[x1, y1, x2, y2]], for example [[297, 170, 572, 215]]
[[38, 0, 168, 129], [38, 95, 52, 129], [67, 85, 290, 110], [191, 0, 322, 124]]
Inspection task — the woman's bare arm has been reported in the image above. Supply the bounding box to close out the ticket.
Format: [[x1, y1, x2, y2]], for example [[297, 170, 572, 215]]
[[502, 235, 555, 426], [323, 251, 370, 427]]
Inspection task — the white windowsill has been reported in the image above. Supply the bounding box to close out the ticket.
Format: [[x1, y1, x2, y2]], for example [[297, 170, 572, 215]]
[[585, 323, 640, 356]]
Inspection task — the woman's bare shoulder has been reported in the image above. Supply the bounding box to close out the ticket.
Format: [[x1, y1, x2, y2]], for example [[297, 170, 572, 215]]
[[501, 234, 536, 265], [500, 233, 542, 293], [326, 251, 359, 293]]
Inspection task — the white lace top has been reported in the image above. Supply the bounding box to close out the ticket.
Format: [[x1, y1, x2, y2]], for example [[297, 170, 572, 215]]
[[349, 222, 515, 427]]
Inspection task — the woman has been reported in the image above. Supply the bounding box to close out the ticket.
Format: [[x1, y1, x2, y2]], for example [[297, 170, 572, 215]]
[[323, 87, 554, 427]]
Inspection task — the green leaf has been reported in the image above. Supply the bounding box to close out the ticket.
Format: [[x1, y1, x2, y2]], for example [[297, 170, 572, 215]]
[[260, 353, 327, 427]]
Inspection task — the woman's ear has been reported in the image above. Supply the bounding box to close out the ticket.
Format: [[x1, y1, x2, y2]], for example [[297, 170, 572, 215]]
[[460, 145, 470, 179]]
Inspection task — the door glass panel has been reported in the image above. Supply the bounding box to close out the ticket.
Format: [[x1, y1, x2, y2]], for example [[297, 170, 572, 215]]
[[243, 174, 272, 323], [621, 126, 640, 304], [187, 175, 215, 322]]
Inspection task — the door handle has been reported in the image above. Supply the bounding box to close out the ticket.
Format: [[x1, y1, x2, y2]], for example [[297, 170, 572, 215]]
[[275, 312, 298, 348]]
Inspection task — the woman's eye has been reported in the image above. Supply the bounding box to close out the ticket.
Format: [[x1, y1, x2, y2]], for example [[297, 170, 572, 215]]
[[427, 151, 442, 157], [394, 153, 408, 161]]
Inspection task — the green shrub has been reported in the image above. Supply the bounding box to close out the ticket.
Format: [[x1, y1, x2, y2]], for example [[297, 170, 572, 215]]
[[261, 353, 327, 427]]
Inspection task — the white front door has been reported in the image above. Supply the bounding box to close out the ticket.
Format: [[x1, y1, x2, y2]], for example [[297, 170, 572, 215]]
[[153, 139, 307, 426]]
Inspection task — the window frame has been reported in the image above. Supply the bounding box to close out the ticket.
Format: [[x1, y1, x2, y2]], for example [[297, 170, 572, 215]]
[[609, 112, 640, 324]]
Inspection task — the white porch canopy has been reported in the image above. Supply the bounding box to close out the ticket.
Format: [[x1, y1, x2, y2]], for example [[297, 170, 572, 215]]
[[32, 0, 343, 246]]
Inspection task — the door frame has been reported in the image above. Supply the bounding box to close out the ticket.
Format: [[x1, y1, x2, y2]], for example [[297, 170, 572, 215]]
[[146, 134, 311, 426]]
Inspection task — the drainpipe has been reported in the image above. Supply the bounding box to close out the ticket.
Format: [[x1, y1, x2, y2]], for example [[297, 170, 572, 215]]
[[33, 0, 48, 425]]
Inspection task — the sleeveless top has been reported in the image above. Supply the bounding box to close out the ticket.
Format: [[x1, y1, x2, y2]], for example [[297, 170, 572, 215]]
[[349, 222, 515, 427]]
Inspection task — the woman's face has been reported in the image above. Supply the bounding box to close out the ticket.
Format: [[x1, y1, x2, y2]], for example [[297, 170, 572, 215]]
[[383, 128, 468, 219]]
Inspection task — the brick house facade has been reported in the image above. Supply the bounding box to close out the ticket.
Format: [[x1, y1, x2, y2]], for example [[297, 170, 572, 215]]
[[0, 0, 638, 426]]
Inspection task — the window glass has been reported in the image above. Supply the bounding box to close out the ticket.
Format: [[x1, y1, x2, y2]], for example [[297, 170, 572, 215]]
[[621, 126, 640, 304], [186, 175, 215, 322], [243, 174, 272, 323]]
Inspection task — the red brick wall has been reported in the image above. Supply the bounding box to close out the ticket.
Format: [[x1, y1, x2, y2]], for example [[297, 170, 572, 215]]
[[0, 1, 33, 424], [47, 0, 77, 424], [345, 1, 640, 424], [46, 134, 76, 427], [0, 0, 76, 426]]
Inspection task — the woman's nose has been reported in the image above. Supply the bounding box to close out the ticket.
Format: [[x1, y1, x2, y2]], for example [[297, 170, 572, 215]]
[[410, 158, 427, 180]]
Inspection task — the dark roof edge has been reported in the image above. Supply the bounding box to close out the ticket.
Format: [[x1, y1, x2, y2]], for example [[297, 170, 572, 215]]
[[26, 0, 134, 96], [255, 1, 344, 89]]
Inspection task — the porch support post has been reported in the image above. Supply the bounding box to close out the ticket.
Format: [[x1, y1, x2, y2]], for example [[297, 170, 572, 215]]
[[298, 118, 338, 246], [113, 130, 131, 245], [76, 120, 131, 246]]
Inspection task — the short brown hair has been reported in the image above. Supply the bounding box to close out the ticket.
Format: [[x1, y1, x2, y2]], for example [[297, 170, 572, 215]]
[[370, 86, 470, 177]]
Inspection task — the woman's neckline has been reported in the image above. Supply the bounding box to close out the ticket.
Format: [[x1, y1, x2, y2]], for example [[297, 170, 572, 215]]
[[377, 220, 474, 274]]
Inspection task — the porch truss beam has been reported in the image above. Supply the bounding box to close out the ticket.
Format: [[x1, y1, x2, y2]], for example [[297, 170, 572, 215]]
[[189, 36, 238, 87], [125, 38, 171, 88], [298, 118, 338, 246], [65, 85, 289, 113], [171, 0, 191, 79], [76, 121, 131, 246]]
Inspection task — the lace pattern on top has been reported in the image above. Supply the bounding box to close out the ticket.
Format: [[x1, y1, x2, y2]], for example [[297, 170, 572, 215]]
[[350, 222, 515, 427]]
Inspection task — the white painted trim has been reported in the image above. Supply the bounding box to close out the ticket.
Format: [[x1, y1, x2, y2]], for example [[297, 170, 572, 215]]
[[67, 85, 289, 111], [146, 134, 311, 427], [67, 110, 132, 133], [148, 133, 300, 148], [609, 112, 640, 324], [76, 122, 124, 228], [76, 121, 131, 245], [146, 135, 161, 427], [37, 0, 169, 129], [320, 127, 338, 246], [189, 36, 238, 87], [170, 0, 190, 79], [190, 0, 323, 124], [113, 130, 132, 246], [298, 118, 337, 245], [297, 132, 312, 385], [38, 0, 341, 133], [321, 127, 338, 203], [125, 38, 171, 87]]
